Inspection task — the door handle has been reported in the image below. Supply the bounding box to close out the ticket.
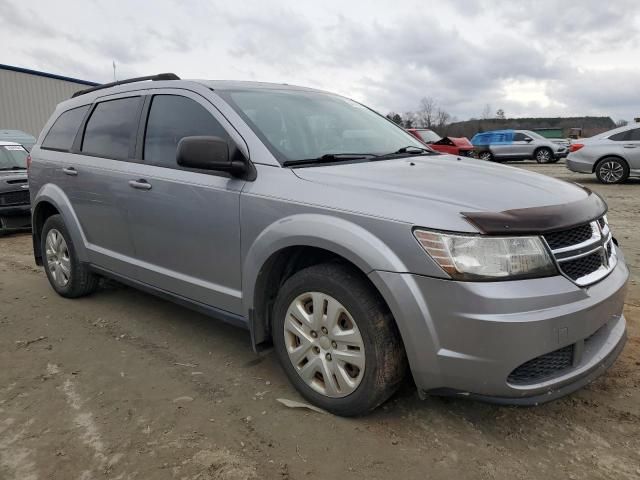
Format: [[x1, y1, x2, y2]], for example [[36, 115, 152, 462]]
[[62, 167, 78, 176], [128, 179, 152, 190], [623, 144, 638, 148]]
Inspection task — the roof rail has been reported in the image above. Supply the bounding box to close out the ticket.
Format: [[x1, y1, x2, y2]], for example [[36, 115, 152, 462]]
[[71, 73, 180, 98]]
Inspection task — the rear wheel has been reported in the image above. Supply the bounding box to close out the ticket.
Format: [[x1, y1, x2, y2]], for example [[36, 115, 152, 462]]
[[595, 157, 629, 184], [272, 263, 406, 416], [535, 147, 553, 164], [41, 215, 99, 298]]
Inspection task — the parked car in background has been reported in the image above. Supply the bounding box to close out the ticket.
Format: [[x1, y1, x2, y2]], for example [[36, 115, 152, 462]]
[[0, 130, 37, 151], [29, 74, 627, 416], [471, 129, 568, 163], [407, 128, 475, 157], [566, 124, 640, 184], [0, 141, 30, 234]]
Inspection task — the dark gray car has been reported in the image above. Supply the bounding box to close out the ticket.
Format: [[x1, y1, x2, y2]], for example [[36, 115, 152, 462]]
[[28, 75, 628, 416], [0, 141, 30, 233]]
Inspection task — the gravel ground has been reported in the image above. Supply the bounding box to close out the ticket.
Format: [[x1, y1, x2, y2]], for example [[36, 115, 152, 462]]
[[1, 161, 639, 480]]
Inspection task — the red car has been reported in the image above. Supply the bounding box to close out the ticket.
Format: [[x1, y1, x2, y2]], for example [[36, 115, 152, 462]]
[[407, 128, 475, 157]]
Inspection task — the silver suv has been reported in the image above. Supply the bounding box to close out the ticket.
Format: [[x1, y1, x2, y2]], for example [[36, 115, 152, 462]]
[[29, 74, 628, 416], [473, 129, 569, 163]]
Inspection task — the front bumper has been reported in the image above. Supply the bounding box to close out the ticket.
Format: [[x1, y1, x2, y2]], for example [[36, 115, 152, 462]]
[[554, 150, 569, 159], [0, 204, 31, 231], [369, 247, 628, 403]]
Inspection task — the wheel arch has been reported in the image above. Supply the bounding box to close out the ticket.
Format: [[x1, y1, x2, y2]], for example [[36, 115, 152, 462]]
[[242, 214, 408, 349], [32, 184, 87, 266]]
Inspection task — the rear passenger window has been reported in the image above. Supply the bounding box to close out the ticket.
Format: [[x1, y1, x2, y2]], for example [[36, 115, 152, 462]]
[[609, 131, 630, 141], [144, 95, 229, 168], [82, 97, 141, 160], [42, 106, 89, 151], [627, 128, 640, 141], [514, 133, 526, 141]]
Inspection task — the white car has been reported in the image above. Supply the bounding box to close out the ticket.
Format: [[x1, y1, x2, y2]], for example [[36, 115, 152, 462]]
[[566, 124, 640, 184]]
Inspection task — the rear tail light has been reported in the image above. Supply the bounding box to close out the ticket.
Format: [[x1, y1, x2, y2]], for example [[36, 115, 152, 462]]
[[26, 154, 32, 170], [569, 143, 584, 153]]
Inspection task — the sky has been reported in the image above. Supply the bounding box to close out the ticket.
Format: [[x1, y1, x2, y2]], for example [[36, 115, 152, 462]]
[[1, 0, 639, 122]]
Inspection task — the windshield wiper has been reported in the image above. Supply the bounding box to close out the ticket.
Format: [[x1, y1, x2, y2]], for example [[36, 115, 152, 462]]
[[0, 166, 27, 171], [283, 153, 378, 167], [373, 145, 436, 160]]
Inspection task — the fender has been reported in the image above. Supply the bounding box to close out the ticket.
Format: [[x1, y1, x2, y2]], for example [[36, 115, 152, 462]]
[[242, 213, 408, 346], [32, 183, 88, 263]]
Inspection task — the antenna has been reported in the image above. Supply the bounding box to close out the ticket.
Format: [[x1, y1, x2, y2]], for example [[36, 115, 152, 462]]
[[112, 61, 116, 82]]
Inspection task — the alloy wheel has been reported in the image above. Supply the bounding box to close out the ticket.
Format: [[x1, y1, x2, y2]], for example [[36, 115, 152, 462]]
[[283, 292, 365, 398], [536, 149, 552, 163], [45, 229, 71, 287], [599, 161, 624, 183]]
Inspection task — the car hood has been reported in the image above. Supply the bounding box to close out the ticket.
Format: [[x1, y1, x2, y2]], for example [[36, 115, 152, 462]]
[[292, 155, 592, 232]]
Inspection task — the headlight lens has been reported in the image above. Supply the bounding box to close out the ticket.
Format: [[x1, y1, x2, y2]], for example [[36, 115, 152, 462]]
[[414, 229, 557, 280]]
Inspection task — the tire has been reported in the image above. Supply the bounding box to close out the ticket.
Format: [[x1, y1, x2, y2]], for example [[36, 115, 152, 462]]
[[272, 263, 406, 416], [534, 147, 554, 164], [41, 214, 99, 298], [478, 151, 494, 162], [595, 157, 629, 184]]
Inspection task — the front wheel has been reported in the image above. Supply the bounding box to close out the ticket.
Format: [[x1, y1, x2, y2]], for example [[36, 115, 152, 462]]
[[272, 263, 406, 416], [478, 151, 494, 162]]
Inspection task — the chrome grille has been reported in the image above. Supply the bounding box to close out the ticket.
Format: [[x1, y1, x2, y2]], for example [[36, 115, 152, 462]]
[[561, 252, 603, 281], [543, 216, 616, 287], [544, 224, 593, 250]]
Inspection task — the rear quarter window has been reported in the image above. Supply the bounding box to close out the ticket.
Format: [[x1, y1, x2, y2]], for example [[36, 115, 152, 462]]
[[41, 105, 89, 151], [609, 130, 630, 141]]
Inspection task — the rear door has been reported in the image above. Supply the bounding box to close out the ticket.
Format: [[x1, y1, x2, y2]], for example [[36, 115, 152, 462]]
[[124, 90, 246, 314], [63, 94, 144, 276]]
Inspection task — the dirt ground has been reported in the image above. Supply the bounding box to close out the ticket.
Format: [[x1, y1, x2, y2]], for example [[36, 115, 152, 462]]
[[1, 162, 639, 480]]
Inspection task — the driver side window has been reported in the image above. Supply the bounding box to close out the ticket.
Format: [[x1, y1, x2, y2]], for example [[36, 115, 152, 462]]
[[514, 133, 528, 142], [144, 95, 230, 168]]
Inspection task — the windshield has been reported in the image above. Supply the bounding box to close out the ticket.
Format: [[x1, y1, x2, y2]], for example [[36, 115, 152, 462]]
[[416, 129, 441, 143], [220, 89, 426, 163], [0, 145, 28, 169], [524, 131, 546, 140]]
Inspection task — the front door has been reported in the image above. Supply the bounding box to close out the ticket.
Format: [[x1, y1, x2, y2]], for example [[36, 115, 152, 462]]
[[125, 91, 246, 315]]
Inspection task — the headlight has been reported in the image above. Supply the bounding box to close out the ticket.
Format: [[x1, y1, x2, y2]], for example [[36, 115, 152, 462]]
[[413, 229, 557, 281]]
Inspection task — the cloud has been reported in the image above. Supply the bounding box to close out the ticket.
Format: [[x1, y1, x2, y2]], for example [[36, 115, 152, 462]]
[[1, 0, 639, 121]]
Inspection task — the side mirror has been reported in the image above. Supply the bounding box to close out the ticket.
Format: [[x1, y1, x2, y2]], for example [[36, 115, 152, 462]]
[[177, 136, 247, 176], [524, 137, 533, 143]]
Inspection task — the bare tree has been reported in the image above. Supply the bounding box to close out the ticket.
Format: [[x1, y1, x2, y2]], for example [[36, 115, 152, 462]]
[[481, 103, 492, 120], [401, 111, 417, 128], [416, 97, 437, 128], [615, 119, 629, 127], [436, 108, 451, 129]]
